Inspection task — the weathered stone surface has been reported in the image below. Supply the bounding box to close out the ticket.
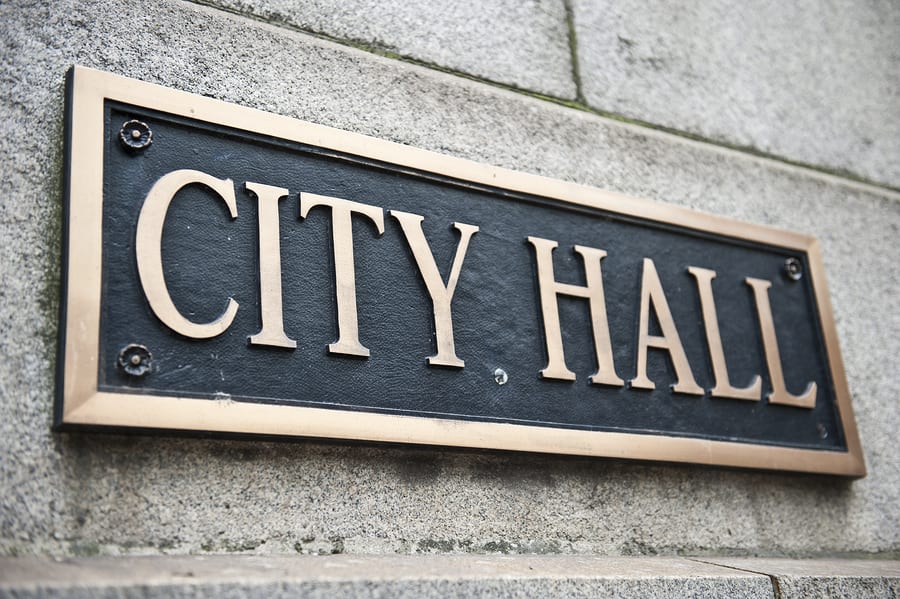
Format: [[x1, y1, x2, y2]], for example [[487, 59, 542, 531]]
[[572, 0, 900, 188], [197, 0, 577, 99], [703, 558, 900, 598], [0, 555, 772, 598], [0, 0, 897, 559]]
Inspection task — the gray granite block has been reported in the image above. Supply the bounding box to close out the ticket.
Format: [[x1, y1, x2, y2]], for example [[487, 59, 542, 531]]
[[572, 0, 900, 188], [195, 0, 577, 99]]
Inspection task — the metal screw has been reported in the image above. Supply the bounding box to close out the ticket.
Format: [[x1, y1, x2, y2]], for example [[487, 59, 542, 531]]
[[493, 368, 508, 385], [816, 423, 828, 439], [119, 119, 153, 151], [117, 344, 153, 377], [784, 257, 802, 281]]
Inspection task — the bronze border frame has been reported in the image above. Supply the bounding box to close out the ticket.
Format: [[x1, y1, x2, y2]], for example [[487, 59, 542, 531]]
[[58, 66, 865, 477]]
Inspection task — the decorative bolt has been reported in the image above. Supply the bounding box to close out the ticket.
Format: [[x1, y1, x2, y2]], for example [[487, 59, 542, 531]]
[[816, 423, 828, 439], [784, 257, 802, 281], [119, 119, 153, 151], [493, 368, 508, 386], [118, 344, 153, 377]]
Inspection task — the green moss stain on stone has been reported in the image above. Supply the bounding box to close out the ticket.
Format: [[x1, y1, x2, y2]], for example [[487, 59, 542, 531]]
[[563, 0, 585, 104], [415, 538, 566, 555], [70, 541, 101, 557], [329, 537, 345, 554], [417, 539, 457, 553]]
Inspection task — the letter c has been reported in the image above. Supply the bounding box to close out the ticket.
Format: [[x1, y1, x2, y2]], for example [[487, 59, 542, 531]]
[[135, 169, 238, 338]]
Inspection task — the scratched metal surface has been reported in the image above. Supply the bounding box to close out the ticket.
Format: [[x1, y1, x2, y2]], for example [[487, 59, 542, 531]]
[[92, 101, 844, 450]]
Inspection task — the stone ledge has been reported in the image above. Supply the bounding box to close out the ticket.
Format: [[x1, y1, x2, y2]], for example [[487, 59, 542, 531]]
[[0, 555, 767, 598], [1, 0, 898, 564], [1, 555, 897, 598], [700, 557, 900, 598]]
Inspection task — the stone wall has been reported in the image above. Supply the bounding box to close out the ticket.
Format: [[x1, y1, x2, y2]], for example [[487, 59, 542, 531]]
[[1, 0, 897, 559]]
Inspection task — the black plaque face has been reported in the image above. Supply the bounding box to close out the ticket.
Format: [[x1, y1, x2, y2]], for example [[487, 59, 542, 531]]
[[57, 67, 865, 476]]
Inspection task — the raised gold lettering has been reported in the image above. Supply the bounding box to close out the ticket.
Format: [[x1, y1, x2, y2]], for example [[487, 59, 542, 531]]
[[390, 211, 478, 368], [246, 182, 296, 349], [689, 266, 761, 400], [135, 169, 238, 339], [746, 277, 817, 408], [631, 258, 703, 395], [527, 236, 623, 385], [300, 193, 384, 357]]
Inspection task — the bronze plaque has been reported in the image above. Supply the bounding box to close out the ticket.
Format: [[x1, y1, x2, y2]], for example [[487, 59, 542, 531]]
[[56, 66, 864, 476]]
